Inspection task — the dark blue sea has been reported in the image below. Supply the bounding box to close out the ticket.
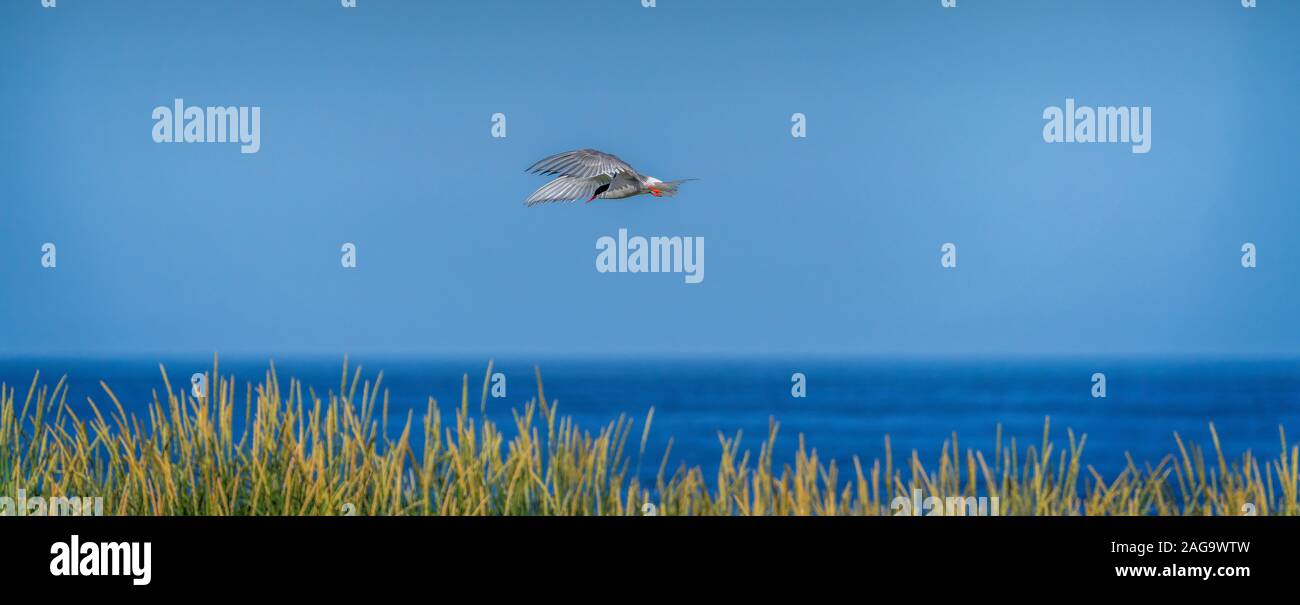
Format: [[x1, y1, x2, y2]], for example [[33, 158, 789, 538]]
[[2, 356, 1298, 485]]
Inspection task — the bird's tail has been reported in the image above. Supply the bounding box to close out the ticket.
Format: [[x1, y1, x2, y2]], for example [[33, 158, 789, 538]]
[[655, 178, 697, 197]]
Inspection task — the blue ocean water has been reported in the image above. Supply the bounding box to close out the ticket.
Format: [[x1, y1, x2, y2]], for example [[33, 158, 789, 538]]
[[1, 357, 1297, 486]]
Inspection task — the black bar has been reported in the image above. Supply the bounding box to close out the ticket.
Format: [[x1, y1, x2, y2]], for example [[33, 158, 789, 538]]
[[2, 515, 1287, 594]]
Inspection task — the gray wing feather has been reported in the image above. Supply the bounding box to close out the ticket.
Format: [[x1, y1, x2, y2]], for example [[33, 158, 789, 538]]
[[526, 149, 637, 179], [524, 176, 600, 206]]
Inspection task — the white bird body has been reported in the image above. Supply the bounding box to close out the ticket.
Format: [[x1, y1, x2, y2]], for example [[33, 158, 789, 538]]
[[523, 149, 694, 206]]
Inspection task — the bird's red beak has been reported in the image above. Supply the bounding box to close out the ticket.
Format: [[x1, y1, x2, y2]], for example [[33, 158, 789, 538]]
[[650, 189, 662, 197]]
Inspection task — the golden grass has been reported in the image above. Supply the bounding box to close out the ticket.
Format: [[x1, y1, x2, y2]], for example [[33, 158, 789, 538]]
[[1, 357, 1295, 515]]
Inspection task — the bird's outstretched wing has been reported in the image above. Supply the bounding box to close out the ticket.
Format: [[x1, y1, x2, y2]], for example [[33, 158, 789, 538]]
[[524, 175, 603, 206], [525, 149, 637, 179], [525, 171, 644, 206]]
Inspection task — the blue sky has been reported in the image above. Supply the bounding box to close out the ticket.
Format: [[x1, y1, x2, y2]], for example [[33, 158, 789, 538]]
[[1, 0, 1296, 357]]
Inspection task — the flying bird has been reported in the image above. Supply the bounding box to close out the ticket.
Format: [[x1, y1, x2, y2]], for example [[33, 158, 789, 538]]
[[524, 149, 694, 206]]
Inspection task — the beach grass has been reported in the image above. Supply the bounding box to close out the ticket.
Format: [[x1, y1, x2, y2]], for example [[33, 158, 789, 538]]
[[1, 357, 1296, 516]]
